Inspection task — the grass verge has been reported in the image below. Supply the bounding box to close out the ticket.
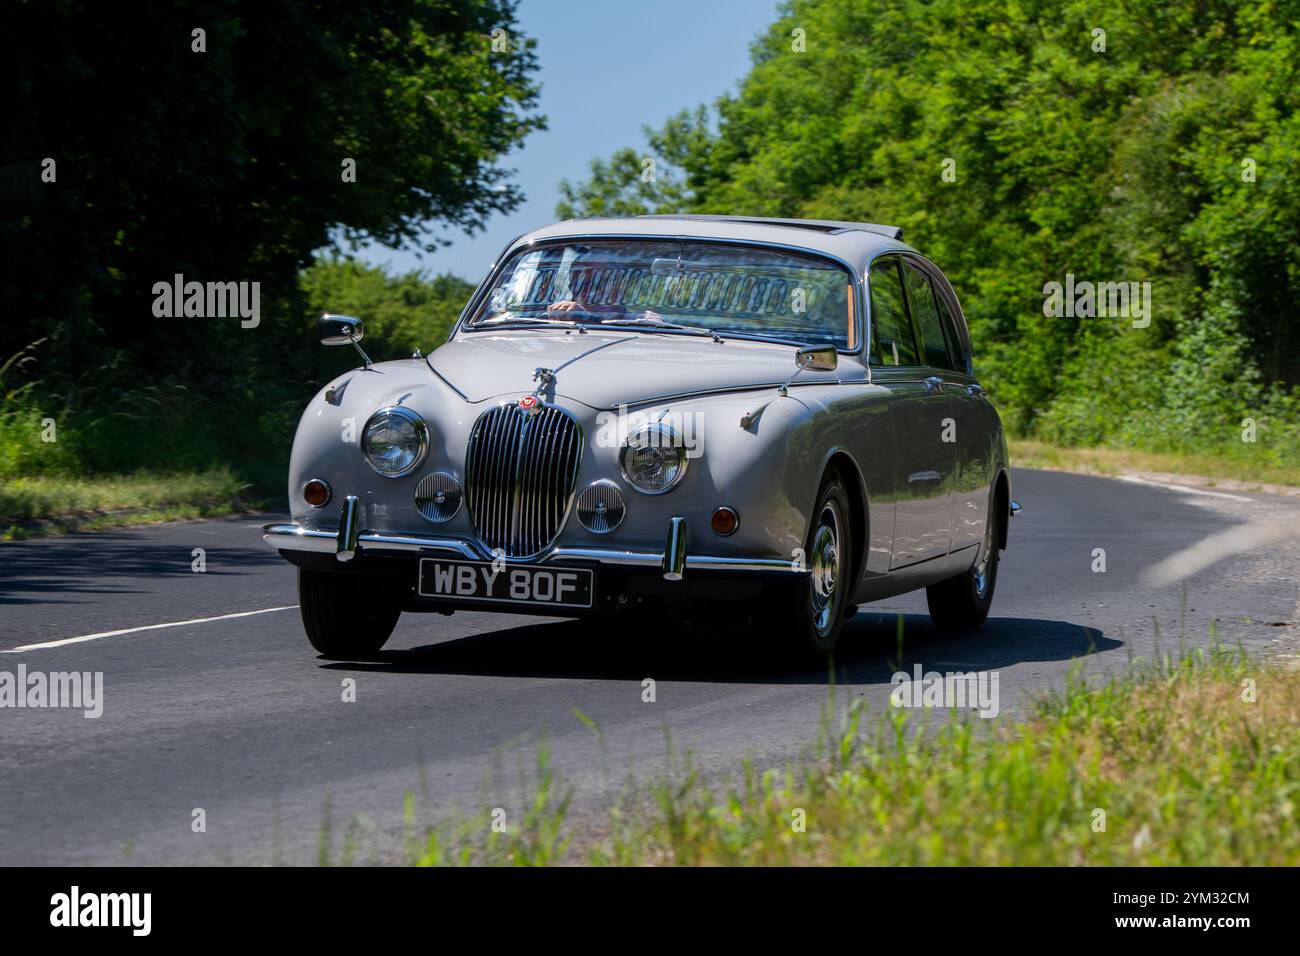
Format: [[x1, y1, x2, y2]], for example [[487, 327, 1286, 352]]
[[1010, 439, 1300, 491], [339, 646, 1299, 866], [0, 468, 251, 539]]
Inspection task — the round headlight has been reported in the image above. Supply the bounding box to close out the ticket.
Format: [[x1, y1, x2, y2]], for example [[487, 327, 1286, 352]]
[[619, 423, 688, 494], [361, 406, 428, 477]]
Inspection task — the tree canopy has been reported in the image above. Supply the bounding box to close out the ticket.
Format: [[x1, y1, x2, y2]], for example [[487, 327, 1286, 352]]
[[558, 0, 1300, 460], [1, 0, 541, 377]]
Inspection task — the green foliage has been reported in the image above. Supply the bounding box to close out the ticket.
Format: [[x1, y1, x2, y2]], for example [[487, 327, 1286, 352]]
[[559, 0, 1300, 467], [1, 0, 541, 385], [0, 260, 475, 509], [298, 257, 473, 358]]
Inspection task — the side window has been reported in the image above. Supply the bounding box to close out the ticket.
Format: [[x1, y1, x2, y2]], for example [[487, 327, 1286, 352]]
[[902, 262, 955, 371], [868, 258, 919, 366], [934, 288, 968, 373]]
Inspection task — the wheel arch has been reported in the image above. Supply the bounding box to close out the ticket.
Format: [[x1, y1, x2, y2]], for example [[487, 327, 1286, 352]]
[[993, 467, 1011, 550], [820, 448, 869, 590]]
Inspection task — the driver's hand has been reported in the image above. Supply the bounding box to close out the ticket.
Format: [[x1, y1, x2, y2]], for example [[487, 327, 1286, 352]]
[[547, 299, 586, 318]]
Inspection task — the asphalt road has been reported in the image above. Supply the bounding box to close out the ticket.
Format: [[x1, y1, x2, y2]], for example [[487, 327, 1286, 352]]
[[2, 468, 1298, 865]]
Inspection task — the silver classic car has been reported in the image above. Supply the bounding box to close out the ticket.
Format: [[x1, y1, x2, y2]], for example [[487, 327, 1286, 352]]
[[264, 215, 1018, 661]]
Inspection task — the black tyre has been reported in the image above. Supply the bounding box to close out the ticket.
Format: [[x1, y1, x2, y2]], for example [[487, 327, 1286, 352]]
[[758, 473, 854, 660], [926, 495, 1000, 630], [298, 568, 402, 659]]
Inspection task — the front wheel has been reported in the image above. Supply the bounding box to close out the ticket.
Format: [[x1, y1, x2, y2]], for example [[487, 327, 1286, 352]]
[[757, 474, 854, 661], [926, 499, 999, 630], [298, 568, 402, 659]]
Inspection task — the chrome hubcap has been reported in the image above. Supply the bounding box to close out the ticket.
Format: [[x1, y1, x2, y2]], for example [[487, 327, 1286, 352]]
[[809, 501, 842, 636]]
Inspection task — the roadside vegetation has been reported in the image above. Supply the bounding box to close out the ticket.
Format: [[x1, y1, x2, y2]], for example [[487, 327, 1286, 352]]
[[313, 646, 1299, 866], [5, 0, 1299, 532], [2, 1, 531, 533], [0, 261, 474, 535], [1009, 440, 1300, 492], [560, 0, 1300, 480]]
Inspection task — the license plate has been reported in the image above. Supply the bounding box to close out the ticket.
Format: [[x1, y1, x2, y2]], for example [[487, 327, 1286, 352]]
[[417, 559, 594, 609]]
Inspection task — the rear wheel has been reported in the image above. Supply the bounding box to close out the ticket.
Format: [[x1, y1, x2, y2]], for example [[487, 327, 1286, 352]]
[[298, 568, 402, 659], [926, 495, 999, 630], [758, 474, 854, 661]]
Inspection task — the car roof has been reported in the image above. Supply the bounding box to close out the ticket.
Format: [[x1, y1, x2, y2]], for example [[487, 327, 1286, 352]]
[[507, 215, 915, 271]]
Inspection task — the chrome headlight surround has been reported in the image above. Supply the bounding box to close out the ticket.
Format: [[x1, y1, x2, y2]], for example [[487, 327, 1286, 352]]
[[619, 422, 689, 495], [361, 405, 429, 478]]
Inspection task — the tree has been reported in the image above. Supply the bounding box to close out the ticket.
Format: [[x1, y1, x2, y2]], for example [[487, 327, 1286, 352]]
[[0, 0, 543, 378], [556, 0, 1300, 455]]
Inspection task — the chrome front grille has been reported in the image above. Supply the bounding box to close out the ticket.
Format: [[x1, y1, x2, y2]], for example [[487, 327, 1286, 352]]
[[464, 403, 583, 557]]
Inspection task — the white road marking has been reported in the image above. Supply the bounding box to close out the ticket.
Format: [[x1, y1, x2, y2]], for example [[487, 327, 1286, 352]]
[[1116, 475, 1252, 502], [1141, 518, 1300, 588], [3, 605, 299, 654]]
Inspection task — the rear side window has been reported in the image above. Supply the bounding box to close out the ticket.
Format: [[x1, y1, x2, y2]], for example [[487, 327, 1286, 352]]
[[868, 258, 919, 366], [902, 262, 955, 371], [934, 289, 967, 372]]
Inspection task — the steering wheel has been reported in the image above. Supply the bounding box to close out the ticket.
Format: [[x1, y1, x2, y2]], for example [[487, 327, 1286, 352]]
[[546, 302, 599, 322]]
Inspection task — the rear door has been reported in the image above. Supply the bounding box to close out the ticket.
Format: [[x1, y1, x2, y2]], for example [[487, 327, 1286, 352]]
[[867, 256, 954, 568]]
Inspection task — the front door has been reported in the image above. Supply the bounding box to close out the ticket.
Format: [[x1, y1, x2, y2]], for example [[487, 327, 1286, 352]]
[[867, 257, 954, 568]]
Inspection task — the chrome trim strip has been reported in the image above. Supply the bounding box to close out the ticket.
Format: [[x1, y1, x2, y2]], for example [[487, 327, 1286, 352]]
[[613, 377, 856, 410], [262, 524, 807, 574], [683, 555, 800, 572]]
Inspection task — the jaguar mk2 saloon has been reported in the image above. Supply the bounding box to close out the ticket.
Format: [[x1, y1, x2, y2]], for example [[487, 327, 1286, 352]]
[[263, 215, 1018, 660]]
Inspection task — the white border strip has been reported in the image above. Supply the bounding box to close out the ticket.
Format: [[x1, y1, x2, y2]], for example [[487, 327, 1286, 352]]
[[1115, 475, 1252, 502], [3, 605, 299, 654]]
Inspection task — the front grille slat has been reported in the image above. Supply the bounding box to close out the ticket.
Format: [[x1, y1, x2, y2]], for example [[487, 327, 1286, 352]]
[[466, 403, 581, 558]]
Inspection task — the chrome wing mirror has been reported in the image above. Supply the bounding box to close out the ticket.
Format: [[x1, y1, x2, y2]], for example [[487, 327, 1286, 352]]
[[795, 345, 837, 371], [779, 345, 837, 395], [319, 313, 372, 367]]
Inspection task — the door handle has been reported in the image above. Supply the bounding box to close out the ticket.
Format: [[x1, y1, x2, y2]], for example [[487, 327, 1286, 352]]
[[924, 376, 944, 392]]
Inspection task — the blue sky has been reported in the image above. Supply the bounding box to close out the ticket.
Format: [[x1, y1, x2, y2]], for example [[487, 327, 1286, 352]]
[[356, 0, 781, 281]]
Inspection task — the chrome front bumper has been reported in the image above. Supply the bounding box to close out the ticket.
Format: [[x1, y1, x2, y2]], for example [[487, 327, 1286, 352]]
[[263, 497, 804, 581]]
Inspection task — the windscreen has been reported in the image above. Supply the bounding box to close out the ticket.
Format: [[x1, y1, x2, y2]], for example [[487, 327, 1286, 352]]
[[468, 239, 856, 348]]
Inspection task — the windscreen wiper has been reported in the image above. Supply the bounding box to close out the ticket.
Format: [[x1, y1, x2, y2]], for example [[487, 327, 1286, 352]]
[[476, 316, 588, 333], [599, 317, 722, 343]]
